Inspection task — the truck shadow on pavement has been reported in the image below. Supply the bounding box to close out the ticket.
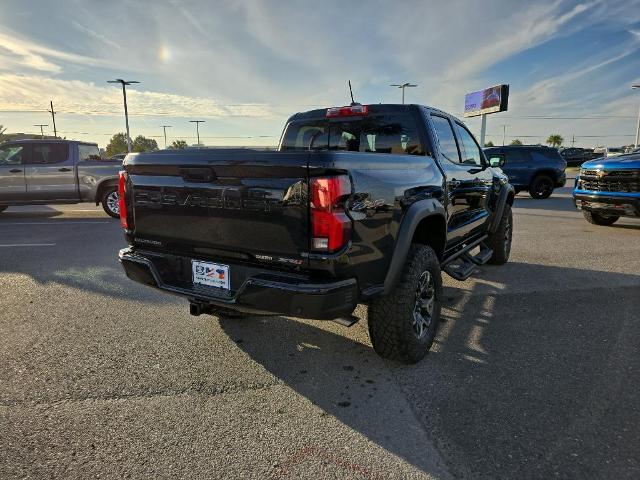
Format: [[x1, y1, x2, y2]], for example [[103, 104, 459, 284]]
[[220, 262, 640, 479]]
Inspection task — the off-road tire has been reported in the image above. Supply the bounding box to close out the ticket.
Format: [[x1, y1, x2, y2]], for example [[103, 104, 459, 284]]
[[583, 210, 619, 226], [486, 203, 512, 265], [529, 175, 554, 199], [101, 187, 120, 218], [368, 244, 442, 364]]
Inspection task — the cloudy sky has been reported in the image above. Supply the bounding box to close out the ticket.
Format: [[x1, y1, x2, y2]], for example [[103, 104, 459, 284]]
[[1, 0, 639, 148]]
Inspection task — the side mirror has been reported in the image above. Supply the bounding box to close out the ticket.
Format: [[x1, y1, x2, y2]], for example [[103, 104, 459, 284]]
[[489, 156, 505, 168]]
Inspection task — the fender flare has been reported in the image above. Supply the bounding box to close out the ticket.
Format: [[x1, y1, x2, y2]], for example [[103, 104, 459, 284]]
[[382, 198, 446, 295], [94, 177, 119, 205], [488, 184, 515, 234]]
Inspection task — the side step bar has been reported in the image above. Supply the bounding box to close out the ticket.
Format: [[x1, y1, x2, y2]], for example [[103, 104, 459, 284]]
[[442, 236, 493, 281]]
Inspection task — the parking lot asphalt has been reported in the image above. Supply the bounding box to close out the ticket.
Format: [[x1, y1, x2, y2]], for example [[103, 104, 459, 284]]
[[1, 182, 639, 479]]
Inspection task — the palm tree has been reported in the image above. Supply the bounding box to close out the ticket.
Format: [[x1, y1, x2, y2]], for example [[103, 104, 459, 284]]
[[0, 124, 6, 142], [546, 134, 563, 148]]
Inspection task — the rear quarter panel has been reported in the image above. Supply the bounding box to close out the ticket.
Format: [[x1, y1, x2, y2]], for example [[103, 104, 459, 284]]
[[77, 159, 122, 201], [310, 151, 445, 292]]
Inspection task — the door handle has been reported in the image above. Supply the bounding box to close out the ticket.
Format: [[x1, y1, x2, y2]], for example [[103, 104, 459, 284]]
[[58, 167, 72, 172], [448, 179, 461, 189], [9, 168, 22, 173]]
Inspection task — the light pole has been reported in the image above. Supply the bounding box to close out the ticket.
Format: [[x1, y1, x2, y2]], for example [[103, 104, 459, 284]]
[[34, 124, 48, 139], [189, 120, 205, 147], [108, 79, 139, 153], [390, 82, 418, 104], [632, 85, 640, 148], [501, 125, 508, 146], [161, 125, 172, 149]]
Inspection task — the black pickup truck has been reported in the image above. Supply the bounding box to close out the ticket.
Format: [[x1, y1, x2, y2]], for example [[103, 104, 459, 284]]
[[118, 104, 514, 363]]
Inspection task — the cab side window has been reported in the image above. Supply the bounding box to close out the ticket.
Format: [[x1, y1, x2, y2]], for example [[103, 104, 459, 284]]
[[0, 145, 24, 165], [430, 115, 461, 163], [31, 143, 69, 164], [454, 123, 483, 167]]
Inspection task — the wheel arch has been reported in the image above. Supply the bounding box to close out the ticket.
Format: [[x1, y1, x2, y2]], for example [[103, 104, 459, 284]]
[[489, 184, 515, 233], [381, 198, 446, 295], [95, 178, 118, 205], [530, 168, 559, 185]]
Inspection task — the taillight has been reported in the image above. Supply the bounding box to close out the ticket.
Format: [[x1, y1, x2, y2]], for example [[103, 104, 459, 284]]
[[326, 105, 368, 118], [118, 170, 128, 229], [310, 175, 351, 252]]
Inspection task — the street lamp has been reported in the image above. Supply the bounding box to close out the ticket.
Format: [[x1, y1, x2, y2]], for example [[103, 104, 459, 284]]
[[108, 79, 139, 153], [34, 124, 48, 139], [189, 120, 205, 147], [161, 125, 172, 149], [390, 82, 418, 104], [632, 85, 640, 148]]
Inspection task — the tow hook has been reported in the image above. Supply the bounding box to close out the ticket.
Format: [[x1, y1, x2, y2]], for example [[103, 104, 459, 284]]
[[189, 302, 209, 316]]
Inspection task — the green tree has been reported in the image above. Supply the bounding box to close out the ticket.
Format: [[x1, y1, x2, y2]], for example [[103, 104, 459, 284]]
[[510, 138, 523, 145], [484, 140, 494, 147], [546, 134, 563, 148], [105, 132, 129, 157], [132, 135, 158, 152], [170, 139, 188, 149]]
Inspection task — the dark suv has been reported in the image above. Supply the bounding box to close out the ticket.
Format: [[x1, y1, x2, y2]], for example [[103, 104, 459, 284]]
[[559, 147, 601, 167], [484, 145, 567, 199]]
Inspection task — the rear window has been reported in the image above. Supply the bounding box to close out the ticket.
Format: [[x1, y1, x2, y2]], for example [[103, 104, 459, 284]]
[[280, 113, 423, 155], [31, 143, 69, 164]]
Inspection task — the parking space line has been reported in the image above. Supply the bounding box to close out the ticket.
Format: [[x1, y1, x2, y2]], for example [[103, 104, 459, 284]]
[[0, 243, 56, 247], [0, 221, 112, 225]]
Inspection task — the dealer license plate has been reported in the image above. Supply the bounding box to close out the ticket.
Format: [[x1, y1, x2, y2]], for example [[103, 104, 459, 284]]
[[192, 260, 230, 290]]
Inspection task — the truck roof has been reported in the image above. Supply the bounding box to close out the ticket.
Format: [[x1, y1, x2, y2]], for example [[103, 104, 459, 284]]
[[0, 139, 98, 146]]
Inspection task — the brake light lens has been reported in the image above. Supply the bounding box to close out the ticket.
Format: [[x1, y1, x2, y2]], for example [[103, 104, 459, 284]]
[[326, 105, 369, 118], [118, 170, 128, 229], [310, 175, 351, 252]]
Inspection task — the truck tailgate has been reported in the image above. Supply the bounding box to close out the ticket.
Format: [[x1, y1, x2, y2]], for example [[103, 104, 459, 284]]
[[125, 150, 310, 263]]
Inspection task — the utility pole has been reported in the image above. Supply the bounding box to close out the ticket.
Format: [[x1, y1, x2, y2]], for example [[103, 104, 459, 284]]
[[632, 85, 640, 148], [390, 82, 418, 104], [48, 101, 57, 138], [571, 134, 575, 147], [161, 125, 172, 149], [189, 120, 205, 147], [34, 124, 48, 139], [107, 79, 140, 153]]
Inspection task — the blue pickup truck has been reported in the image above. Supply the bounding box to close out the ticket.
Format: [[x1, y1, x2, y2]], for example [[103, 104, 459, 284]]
[[573, 152, 640, 225]]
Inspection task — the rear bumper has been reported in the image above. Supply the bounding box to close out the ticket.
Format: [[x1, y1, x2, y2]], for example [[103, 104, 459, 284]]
[[573, 192, 640, 217], [119, 248, 358, 320]]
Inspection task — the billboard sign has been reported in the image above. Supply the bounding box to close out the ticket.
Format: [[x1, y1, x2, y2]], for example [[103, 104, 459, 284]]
[[464, 84, 509, 117]]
